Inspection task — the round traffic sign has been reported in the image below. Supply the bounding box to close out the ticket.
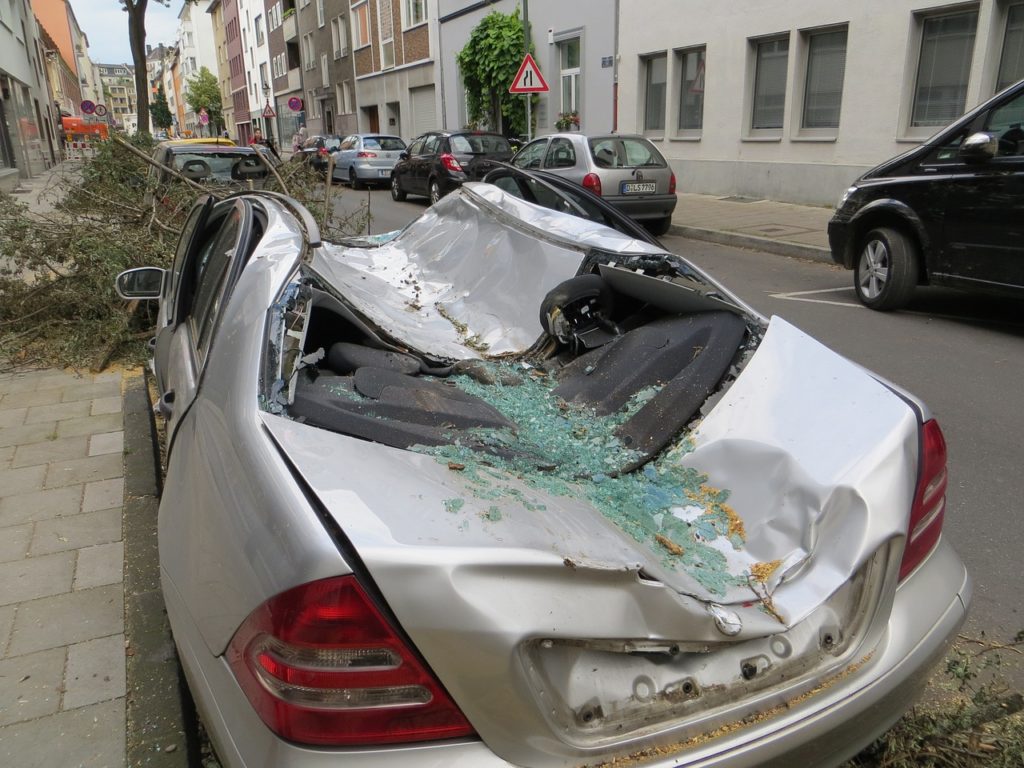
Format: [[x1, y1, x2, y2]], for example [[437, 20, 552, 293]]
[[94, 104, 108, 117], [288, 96, 303, 112], [199, 112, 209, 125], [81, 100, 95, 115]]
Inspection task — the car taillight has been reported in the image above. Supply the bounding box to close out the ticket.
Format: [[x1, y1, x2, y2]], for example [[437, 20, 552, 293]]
[[440, 153, 463, 173], [356, 151, 378, 158], [582, 173, 602, 195], [226, 575, 475, 745], [318, 148, 329, 156], [898, 419, 947, 581], [669, 171, 677, 195]]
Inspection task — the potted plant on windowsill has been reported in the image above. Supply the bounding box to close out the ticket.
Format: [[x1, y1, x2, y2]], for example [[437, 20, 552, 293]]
[[555, 110, 580, 131]]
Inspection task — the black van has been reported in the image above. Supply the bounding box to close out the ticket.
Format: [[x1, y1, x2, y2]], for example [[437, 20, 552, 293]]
[[828, 78, 1024, 310]]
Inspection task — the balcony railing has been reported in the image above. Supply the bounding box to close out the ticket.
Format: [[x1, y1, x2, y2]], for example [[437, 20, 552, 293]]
[[283, 12, 298, 42]]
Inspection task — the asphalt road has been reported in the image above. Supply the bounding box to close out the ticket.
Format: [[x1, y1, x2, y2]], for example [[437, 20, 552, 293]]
[[333, 184, 1024, 648]]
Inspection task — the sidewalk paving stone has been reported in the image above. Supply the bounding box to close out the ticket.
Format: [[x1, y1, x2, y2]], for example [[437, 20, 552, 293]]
[[0, 485, 83, 527], [63, 634, 126, 710], [0, 464, 47, 496], [24, 399, 93, 425], [30, 508, 121, 556], [0, 696, 125, 768], [60, 381, 122, 404], [0, 646, 65, 727], [83, 478, 124, 514], [6, 583, 123, 656], [90, 396, 123, 416], [0, 524, 32, 563], [88, 431, 124, 457], [74, 541, 124, 591], [0, 551, 74, 607], [11, 434, 88, 468], [0, 407, 27, 428], [57, 412, 123, 439], [0, 605, 12, 651], [0, 389, 64, 409], [0, 422, 58, 449], [43, 453, 123, 490]]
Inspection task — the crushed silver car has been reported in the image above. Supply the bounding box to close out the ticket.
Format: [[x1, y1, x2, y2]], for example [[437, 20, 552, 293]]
[[116, 175, 969, 768]]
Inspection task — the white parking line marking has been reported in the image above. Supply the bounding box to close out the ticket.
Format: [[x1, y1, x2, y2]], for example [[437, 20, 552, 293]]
[[768, 287, 862, 307]]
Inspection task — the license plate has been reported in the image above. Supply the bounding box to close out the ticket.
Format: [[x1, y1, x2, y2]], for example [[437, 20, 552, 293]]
[[378, 169, 390, 177], [621, 182, 657, 194]]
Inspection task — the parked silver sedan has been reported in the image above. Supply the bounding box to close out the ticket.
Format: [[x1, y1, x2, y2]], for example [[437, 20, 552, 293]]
[[332, 133, 407, 189], [512, 133, 678, 234], [116, 174, 967, 768]]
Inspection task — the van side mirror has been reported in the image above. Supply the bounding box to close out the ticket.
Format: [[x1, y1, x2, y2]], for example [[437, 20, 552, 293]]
[[958, 132, 998, 163], [116, 267, 165, 300]]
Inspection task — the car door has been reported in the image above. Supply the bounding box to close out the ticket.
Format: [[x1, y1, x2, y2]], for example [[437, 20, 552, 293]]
[[155, 198, 254, 444], [512, 138, 549, 170], [938, 87, 1024, 290], [542, 137, 582, 183], [336, 135, 356, 175], [416, 134, 441, 193]]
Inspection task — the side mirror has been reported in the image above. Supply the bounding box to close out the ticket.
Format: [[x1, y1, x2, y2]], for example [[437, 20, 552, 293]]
[[399, 151, 409, 161], [116, 267, 165, 300], [958, 132, 998, 163]]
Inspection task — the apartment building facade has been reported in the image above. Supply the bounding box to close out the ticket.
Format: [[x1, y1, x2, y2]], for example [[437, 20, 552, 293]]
[[618, 0, 1024, 205], [293, 0, 358, 137], [96, 64, 135, 130]]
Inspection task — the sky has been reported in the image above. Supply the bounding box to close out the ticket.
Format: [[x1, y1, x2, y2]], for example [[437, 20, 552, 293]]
[[77, 0, 185, 65]]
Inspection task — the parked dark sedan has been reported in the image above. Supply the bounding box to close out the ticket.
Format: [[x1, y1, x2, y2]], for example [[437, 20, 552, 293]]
[[293, 134, 343, 174], [390, 130, 513, 204], [829, 77, 1024, 310]]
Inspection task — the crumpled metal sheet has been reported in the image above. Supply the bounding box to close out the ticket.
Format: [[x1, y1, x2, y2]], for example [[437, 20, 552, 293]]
[[309, 183, 669, 359], [265, 316, 917, 634]]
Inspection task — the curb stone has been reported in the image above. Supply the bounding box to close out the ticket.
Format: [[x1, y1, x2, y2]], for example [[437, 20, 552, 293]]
[[668, 223, 833, 264], [123, 369, 196, 767]]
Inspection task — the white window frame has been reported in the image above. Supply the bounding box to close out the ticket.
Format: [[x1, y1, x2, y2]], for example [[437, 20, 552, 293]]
[[641, 53, 667, 134], [674, 45, 706, 137], [351, 1, 371, 49], [909, 8, 978, 130], [996, 2, 1024, 92], [558, 36, 581, 117], [316, 0, 325, 28], [378, 0, 395, 69], [321, 52, 329, 88], [748, 33, 790, 136], [302, 33, 316, 71], [343, 80, 353, 113], [796, 25, 847, 136], [403, 0, 426, 29], [332, 15, 349, 59]]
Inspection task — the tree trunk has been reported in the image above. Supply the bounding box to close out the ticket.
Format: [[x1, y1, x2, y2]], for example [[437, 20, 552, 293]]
[[126, 0, 150, 135]]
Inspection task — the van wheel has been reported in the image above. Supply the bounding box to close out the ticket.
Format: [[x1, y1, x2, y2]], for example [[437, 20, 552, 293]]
[[854, 227, 919, 311], [390, 174, 406, 201]]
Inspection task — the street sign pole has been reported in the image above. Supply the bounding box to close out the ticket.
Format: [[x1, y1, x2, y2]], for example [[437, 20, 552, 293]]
[[523, 0, 530, 142]]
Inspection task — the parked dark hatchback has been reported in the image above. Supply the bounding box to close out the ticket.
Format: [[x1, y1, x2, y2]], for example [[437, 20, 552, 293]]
[[390, 131, 513, 204], [829, 78, 1024, 310]]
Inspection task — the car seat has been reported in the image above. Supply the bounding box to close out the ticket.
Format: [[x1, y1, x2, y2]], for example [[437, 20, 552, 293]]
[[595, 146, 616, 168], [179, 158, 211, 180]]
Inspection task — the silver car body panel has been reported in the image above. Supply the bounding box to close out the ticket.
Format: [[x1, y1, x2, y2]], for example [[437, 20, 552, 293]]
[[153, 186, 968, 768]]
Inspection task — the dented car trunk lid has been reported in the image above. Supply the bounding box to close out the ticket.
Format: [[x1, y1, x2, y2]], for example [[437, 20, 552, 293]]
[[259, 185, 920, 765]]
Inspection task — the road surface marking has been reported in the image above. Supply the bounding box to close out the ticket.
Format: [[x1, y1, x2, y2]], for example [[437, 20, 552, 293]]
[[769, 287, 861, 307]]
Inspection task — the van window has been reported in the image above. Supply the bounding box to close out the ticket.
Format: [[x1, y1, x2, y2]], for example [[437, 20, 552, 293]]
[[984, 90, 1024, 157]]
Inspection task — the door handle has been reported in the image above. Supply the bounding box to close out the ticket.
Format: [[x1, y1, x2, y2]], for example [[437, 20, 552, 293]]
[[157, 389, 175, 418]]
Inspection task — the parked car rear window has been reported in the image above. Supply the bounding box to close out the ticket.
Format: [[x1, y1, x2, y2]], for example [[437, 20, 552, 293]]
[[173, 152, 265, 182], [589, 137, 667, 168], [451, 134, 511, 154], [364, 136, 406, 151], [324, 137, 342, 151]]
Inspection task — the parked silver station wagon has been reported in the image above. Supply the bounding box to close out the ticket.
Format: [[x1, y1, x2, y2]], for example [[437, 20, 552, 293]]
[[116, 173, 967, 768], [511, 133, 678, 234], [331, 133, 407, 189]]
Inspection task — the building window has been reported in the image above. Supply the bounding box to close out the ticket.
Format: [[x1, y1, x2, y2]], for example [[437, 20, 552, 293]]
[[343, 80, 353, 113], [260, 63, 269, 93], [317, 0, 325, 28], [751, 35, 789, 130], [997, 3, 1024, 91], [643, 53, 667, 132], [676, 46, 705, 132], [559, 37, 581, 115], [254, 15, 264, 45], [802, 28, 846, 129], [332, 15, 349, 58], [405, 0, 426, 27], [378, 0, 395, 69], [302, 33, 316, 70], [352, 1, 370, 48], [911, 10, 978, 127]]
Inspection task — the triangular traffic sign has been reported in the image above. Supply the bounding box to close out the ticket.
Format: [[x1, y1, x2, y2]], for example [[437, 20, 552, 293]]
[[509, 53, 549, 93], [262, 102, 277, 118]]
